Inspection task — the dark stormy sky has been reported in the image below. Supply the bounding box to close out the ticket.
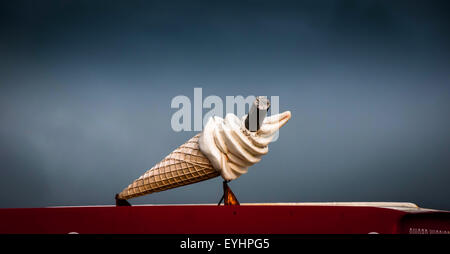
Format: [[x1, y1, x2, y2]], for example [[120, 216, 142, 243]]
[[1, 0, 449, 209]]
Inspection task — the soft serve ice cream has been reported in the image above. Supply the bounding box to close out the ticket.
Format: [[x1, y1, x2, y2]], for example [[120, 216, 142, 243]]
[[199, 111, 291, 181]]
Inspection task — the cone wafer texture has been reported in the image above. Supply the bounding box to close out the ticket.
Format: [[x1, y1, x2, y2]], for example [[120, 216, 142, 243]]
[[118, 134, 219, 200]]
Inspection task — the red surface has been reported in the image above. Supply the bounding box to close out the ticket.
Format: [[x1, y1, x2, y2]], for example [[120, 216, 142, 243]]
[[0, 205, 449, 234]]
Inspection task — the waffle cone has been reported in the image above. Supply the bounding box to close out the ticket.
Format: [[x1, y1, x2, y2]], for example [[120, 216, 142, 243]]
[[117, 134, 219, 200]]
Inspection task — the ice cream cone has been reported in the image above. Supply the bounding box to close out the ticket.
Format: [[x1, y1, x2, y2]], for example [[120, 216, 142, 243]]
[[117, 134, 219, 200]]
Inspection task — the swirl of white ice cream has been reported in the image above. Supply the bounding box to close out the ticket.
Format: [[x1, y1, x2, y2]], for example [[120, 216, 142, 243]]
[[199, 111, 291, 181]]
